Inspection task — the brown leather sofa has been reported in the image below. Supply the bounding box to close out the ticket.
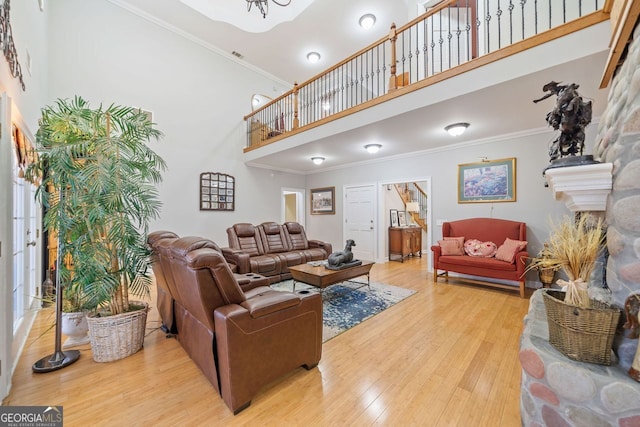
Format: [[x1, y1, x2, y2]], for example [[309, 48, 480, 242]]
[[147, 232, 270, 334], [225, 221, 332, 283], [148, 233, 323, 414]]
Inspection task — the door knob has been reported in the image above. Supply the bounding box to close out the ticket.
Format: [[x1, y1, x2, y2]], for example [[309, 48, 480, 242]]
[[26, 240, 36, 247]]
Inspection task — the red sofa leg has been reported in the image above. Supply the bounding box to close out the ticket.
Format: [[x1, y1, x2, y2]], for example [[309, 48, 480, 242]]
[[519, 281, 525, 298]]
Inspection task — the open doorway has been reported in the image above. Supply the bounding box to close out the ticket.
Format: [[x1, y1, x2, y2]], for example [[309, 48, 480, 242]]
[[281, 187, 305, 227], [378, 177, 432, 268]]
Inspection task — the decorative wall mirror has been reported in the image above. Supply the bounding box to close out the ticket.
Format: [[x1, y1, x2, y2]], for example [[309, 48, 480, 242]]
[[200, 172, 235, 211]]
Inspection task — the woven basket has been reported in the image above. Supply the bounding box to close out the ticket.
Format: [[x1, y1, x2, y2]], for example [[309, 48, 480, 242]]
[[86, 301, 149, 363], [542, 290, 620, 365]]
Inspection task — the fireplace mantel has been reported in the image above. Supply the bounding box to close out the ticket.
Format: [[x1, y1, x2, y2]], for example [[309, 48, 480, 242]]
[[544, 163, 613, 211]]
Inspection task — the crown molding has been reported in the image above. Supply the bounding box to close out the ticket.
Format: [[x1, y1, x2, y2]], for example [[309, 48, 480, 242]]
[[107, 0, 291, 87]]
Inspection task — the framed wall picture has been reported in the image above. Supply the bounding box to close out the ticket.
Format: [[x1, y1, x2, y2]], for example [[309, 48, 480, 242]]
[[398, 211, 407, 227], [390, 209, 399, 227], [310, 187, 335, 215], [200, 172, 235, 211], [458, 157, 516, 203]]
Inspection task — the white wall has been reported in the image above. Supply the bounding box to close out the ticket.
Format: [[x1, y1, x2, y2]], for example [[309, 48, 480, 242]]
[[47, 0, 304, 244], [305, 126, 593, 279], [0, 0, 49, 401]]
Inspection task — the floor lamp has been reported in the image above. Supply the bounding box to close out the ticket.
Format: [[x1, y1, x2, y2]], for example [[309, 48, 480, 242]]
[[33, 189, 80, 373]]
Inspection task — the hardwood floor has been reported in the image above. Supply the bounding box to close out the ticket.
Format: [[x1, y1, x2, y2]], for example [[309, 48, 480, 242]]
[[3, 257, 531, 426]]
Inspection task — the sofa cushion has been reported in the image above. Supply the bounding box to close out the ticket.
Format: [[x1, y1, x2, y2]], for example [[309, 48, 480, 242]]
[[229, 223, 263, 256], [284, 222, 309, 250], [438, 239, 464, 256], [439, 255, 517, 271], [495, 237, 528, 263], [259, 222, 290, 253], [444, 236, 465, 247], [464, 239, 497, 257]]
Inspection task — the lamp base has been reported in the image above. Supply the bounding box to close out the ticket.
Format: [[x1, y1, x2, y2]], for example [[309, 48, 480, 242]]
[[32, 350, 80, 373]]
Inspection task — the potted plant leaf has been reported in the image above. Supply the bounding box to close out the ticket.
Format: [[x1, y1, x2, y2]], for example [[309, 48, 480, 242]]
[[26, 96, 165, 362]]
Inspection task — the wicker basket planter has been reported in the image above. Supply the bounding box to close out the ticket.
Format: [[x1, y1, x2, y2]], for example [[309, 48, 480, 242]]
[[86, 301, 149, 363], [542, 289, 621, 365]]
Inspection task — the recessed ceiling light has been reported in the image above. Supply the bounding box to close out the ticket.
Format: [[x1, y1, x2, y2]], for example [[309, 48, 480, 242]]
[[364, 143, 382, 154], [444, 122, 470, 136], [307, 52, 321, 63], [359, 14, 376, 30], [311, 156, 325, 165]]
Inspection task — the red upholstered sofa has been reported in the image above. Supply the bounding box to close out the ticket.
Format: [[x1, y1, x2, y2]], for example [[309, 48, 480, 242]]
[[431, 218, 529, 298]]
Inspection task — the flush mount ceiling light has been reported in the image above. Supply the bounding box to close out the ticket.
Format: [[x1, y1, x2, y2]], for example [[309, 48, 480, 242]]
[[364, 143, 382, 154], [359, 14, 376, 30], [246, 0, 292, 19], [311, 156, 325, 165], [445, 122, 470, 137], [306, 51, 321, 63]]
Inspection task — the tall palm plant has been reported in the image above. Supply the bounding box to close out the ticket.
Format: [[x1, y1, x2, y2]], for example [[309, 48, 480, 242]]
[[27, 96, 165, 315]]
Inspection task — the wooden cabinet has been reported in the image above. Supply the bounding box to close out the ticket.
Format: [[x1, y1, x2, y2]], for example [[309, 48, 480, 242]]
[[389, 226, 422, 262]]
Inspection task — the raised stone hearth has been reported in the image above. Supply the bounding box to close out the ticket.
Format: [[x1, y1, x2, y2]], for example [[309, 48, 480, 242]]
[[520, 291, 640, 426]]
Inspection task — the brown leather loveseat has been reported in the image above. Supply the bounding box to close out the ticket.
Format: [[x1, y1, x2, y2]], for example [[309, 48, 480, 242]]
[[148, 232, 323, 414], [225, 221, 332, 283]]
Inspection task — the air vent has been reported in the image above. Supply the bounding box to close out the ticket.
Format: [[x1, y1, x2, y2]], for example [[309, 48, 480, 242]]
[[232, 51, 244, 59]]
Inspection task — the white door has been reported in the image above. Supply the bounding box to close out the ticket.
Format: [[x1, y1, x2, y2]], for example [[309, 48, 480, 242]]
[[343, 184, 376, 261]]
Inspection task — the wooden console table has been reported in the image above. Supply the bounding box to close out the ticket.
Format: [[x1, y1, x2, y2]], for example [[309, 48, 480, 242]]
[[389, 226, 421, 262]]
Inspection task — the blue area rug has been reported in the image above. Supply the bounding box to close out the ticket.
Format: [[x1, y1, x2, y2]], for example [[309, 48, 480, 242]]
[[271, 280, 415, 342]]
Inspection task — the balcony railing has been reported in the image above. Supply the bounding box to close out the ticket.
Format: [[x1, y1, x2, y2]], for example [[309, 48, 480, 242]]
[[244, 0, 606, 152]]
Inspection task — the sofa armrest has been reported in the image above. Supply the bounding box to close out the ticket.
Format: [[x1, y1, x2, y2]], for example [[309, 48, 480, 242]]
[[221, 247, 251, 273], [431, 245, 442, 266], [308, 240, 332, 256], [213, 291, 322, 413], [239, 291, 301, 318]]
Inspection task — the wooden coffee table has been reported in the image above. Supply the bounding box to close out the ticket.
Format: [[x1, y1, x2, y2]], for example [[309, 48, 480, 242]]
[[288, 261, 374, 292]]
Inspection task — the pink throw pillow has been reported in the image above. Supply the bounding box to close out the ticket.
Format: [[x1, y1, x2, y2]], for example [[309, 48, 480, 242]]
[[464, 239, 498, 257], [438, 239, 464, 256], [443, 236, 465, 248], [495, 237, 528, 263]]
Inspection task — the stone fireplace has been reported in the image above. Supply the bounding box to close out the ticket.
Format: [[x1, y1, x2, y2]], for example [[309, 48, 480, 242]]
[[519, 17, 640, 427]]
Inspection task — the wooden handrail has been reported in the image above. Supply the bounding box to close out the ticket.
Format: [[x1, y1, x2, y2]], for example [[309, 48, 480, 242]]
[[244, 2, 608, 150]]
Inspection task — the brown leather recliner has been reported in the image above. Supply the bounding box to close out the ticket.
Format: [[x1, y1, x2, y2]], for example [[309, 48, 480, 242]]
[[148, 233, 271, 335], [147, 231, 179, 334], [225, 222, 332, 283], [226, 223, 283, 282], [283, 221, 332, 261], [167, 237, 322, 414]]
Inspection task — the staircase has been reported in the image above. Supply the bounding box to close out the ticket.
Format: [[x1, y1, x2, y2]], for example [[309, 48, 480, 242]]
[[394, 183, 427, 232]]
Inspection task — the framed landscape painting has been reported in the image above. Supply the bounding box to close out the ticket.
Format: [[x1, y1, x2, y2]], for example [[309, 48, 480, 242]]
[[458, 157, 516, 203], [310, 187, 335, 214]]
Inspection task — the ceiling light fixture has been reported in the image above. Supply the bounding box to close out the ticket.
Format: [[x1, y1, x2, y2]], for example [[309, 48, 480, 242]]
[[311, 156, 325, 165], [364, 143, 382, 154], [445, 122, 470, 137], [359, 14, 376, 30], [306, 51, 321, 64], [246, 0, 291, 19]]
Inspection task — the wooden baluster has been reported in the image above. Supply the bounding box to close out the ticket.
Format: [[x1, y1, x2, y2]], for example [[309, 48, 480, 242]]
[[389, 23, 398, 92], [293, 82, 299, 129]]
